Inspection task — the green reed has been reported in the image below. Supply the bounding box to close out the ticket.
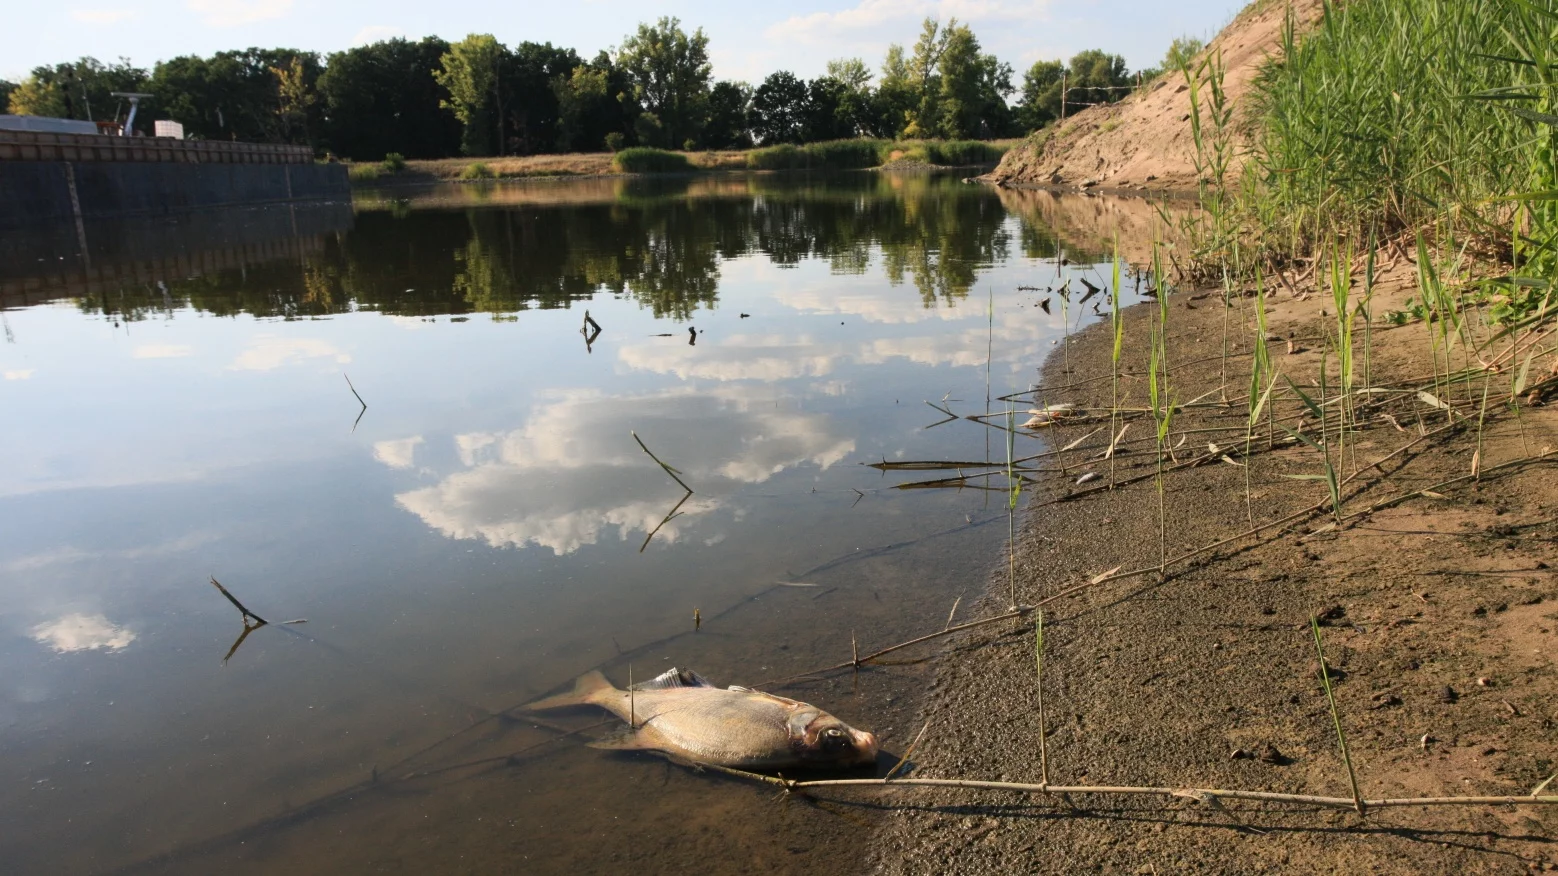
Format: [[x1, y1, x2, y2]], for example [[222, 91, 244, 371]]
[[1109, 244, 1124, 487], [1311, 616, 1365, 813]]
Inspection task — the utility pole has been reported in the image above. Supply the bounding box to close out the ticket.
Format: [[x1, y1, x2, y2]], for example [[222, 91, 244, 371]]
[[1060, 71, 1067, 122]]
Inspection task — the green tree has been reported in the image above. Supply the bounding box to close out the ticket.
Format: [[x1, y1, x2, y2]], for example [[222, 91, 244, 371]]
[[271, 56, 316, 145], [554, 65, 608, 152], [826, 58, 872, 93], [750, 71, 808, 144], [933, 24, 1013, 138], [872, 45, 918, 137], [8, 57, 149, 129], [7, 76, 66, 117], [435, 34, 505, 156], [1162, 36, 1205, 73], [503, 42, 581, 154], [1016, 59, 1064, 130], [803, 77, 855, 141], [901, 17, 955, 137], [0, 80, 19, 114], [703, 81, 752, 149], [151, 49, 321, 143], [616, 17, 712, 147], [318, 37, 462, 160], [1064, 49, 1131, 112], [824, 59, 875, 137]]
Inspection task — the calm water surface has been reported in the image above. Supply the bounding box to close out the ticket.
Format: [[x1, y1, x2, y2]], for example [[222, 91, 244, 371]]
[[0, 173, 1146, 874]]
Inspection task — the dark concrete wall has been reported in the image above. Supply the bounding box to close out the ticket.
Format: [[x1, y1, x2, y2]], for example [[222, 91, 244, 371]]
[[0, 160, 349, 229]]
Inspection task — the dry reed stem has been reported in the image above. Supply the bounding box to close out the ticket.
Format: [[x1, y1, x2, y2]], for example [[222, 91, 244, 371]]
[[885, 722, 931, 782], [704, 766, 1558, 811]]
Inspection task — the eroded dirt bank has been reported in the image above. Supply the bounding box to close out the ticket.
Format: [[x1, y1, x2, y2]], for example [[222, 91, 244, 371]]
[[984, 0, 1324, 194], [862, 264, 1558, 873]]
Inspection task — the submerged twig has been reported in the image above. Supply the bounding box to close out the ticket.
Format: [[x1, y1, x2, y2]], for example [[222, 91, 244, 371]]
[[632, 430, 693, 493], [210, 576, 267, 626]]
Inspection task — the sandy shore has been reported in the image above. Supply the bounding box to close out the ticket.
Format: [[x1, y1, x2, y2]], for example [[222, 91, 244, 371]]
[[863, 262, 1558, 873]]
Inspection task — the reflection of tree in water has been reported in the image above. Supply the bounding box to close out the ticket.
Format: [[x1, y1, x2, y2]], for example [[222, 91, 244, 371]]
[[71, 174, 1019, 322]]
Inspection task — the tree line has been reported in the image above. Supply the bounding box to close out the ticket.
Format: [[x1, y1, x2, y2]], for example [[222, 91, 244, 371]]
[[3, 19, 1200, 161], [82, 173, 1055, 324]]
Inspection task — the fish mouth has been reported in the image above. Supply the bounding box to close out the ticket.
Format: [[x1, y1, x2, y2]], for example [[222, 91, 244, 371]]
[[852, 729, 879, 764]]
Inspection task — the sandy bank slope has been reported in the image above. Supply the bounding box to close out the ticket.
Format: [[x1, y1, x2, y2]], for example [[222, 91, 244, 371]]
[[985, 0, 1323, 193], [866, 265, 1558, 873]]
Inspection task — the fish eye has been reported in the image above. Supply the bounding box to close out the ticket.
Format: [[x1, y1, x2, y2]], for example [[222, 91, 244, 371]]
[[820, 727, 850, 751]]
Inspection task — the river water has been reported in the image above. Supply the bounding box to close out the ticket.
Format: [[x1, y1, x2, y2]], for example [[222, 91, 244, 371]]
[[0, 172, 1151, 874]]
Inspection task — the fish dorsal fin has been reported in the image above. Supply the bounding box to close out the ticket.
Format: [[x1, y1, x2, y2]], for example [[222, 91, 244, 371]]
[[726, 685, 752, 692], [632, 667, 714, 691]]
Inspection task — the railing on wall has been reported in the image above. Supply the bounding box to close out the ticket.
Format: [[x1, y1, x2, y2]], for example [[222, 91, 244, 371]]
[[0, 130, 314, 165]]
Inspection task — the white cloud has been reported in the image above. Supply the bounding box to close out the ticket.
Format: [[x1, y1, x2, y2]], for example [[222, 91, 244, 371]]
[[132, 344, 193, 359], [395, 386, 853, 555], [228, 336, 350, 371], [186, 0, 293, 27], [31, 613, 135, 653], [373, 436, 424, 470], [768, 0, 928, 41], [4, 369, 33, 380], [352, 25, 405, 46], [69, 8, 137, 24], [765, 0, 1052, 56]]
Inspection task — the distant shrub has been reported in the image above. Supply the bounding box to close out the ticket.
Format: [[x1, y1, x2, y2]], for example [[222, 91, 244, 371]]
[[604, 132, 625, 152], [611, 147, 692, 174], [347, 163, 382, 182], [748, 139, 887, 170], [380, 152, 406, 173], [747, 143, 805, 169], [683, 138, 697, 151], [923, 140, 1007, 165], [459, 162, 494, 180]]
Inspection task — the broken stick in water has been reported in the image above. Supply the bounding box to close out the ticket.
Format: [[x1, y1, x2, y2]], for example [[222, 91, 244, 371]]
[[632, 430, 694, 493]]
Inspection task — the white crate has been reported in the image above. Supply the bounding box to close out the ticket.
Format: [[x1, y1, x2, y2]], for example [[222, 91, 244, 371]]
[[154, 120, 185, 139]]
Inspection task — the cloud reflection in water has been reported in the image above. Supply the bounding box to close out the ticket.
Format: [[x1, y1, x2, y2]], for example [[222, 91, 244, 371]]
[[31, 613, 136, 653], [390, 386, 853, 555]]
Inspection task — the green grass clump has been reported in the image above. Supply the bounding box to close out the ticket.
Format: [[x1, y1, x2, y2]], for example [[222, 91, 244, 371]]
[[347, 163, 382, 182], [748, 139, 887, 170], [922, 139, 1007, 166], [610, 147, 693, 174], [1248, 0, 1556, 262], [380, 152, 406, 174], [746, 138, 1009, 170], [459, 162, 494, 180]]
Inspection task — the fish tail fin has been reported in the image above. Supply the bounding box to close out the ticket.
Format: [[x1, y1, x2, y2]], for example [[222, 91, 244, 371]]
[[523, 670, 616, 711]]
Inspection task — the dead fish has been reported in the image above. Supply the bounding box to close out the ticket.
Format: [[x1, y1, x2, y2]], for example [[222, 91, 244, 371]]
[[525, 668, 878, 770], [1021, 403, 1077, 428]]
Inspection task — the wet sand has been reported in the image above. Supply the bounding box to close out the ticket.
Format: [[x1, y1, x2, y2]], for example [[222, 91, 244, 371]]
[[865, 265, 1558, 873]]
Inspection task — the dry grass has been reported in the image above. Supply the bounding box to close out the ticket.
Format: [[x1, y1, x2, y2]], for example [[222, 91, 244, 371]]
[[359, 150, 751, 182]]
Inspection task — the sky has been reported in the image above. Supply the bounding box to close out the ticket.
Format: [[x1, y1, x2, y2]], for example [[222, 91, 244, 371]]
[[3, 0, 1246, 86]]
